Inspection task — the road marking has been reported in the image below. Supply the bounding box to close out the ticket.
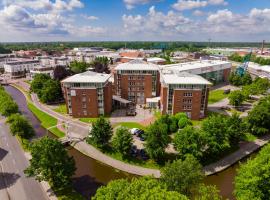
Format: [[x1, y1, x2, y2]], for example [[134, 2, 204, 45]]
[[12, 159, 16, 165], [6, 142, 9, 147]]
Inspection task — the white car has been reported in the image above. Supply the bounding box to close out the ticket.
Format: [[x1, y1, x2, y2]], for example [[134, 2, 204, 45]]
[[130, 128, 140, 135]]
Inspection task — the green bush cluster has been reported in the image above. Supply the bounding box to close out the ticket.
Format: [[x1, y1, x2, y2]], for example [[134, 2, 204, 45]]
[[174, 113, 246, 163], [0, 86, 19, 117], [30, 74, 63, 104], [234, 144, 270, 199], [228, 77, 270, 106]]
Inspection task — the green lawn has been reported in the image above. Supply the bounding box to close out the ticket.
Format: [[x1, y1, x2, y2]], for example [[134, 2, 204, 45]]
[[53, 104, 67, 115], [28, 102, 65, 138], [208, 90, 229, 104], [113, 122, 146, 130]]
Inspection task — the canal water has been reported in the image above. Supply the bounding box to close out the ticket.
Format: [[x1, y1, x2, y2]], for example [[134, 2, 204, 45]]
[[4, 85, 254, 199]]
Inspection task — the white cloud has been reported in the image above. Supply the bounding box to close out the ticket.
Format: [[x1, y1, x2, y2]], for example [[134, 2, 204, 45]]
[[192, 10, 205, 16], [123, 0, 161, 10], [172, 0, 228, 11], [122, 6, 192, 38], [82, 14, 99, 20]]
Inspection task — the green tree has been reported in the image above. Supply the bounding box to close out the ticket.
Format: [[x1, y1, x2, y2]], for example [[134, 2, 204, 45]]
[[91, 57, 110, 74], [194, 184, 222, 200], [70, 61, 89, 74], [87, 116, 113, 149], [201, 115, 230, 159], [234, 144, 270, 200], [175, 112, 188, 121], [24, 137, 76, 189], [7, 114, 34, 139], [160, 155, 204, 197], [169, 115, 179, 133], [39, 79, 62, 103], [144, 122, 170, 161], [242, 73, 253, 85], [30, 74, 51, 93], [246, 95, 270, 135], [226, 113, 246, 145], [0, 100, 19, 117], [112, 127, 133, 157], [178, 117, 192, 129], [174, 126, 205, 161], [228, 90, 246, 106], [92, 177, 189, 200]]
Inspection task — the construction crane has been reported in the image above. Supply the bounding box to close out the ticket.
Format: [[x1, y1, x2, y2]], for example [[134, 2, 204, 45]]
[[236, 51, 252, 77]]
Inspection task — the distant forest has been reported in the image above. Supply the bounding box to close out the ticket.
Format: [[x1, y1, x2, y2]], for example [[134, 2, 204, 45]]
[[0, 41, 268, 54]]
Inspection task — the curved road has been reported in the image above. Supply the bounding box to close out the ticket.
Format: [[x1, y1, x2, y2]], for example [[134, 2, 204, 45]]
[[0, 118, 48, 200]]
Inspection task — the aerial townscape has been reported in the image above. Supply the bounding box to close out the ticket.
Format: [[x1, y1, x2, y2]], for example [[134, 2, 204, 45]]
[[1, 0, 270, 200]]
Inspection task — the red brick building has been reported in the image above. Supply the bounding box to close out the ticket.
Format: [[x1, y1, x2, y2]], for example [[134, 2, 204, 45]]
[[160, 72, 212, 120], [114, 60, 160, 104], [61, 71, 112, 118]]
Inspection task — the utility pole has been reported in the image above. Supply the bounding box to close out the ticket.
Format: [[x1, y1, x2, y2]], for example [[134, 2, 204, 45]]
[[261, 40, 265, 55]]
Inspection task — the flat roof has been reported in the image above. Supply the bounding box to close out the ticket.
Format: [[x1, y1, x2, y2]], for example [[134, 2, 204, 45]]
[[147, 57, 166, 62], [161, 71, 212, 85], [61, 71, 111, 83], [160, 60, 231, 74], [248, 62, 270, 73], [115, 59, 159, 71]]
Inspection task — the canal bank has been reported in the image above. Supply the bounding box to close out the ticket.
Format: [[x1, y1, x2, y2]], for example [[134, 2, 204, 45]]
[[5, 84, 270, 199]]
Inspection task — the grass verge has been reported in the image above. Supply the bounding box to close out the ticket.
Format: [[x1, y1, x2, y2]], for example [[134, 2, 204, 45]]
[[53, 104, 67, 115], [208, 90, 229, 104], [27, 102, 65, 138], [243, 133, 258, 142]]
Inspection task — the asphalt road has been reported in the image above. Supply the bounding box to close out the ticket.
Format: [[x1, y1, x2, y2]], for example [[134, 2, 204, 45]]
[[0, 118, 48, 200]]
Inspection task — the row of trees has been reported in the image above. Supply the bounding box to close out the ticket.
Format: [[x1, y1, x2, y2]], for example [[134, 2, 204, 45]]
[[30, 74, 63, 104], [229, 53, 270, 65], [228, 77, 270, 106], [93, 155, 222, 200], [69, 57, 110, 74], [0, 86, 19, 116], [234, 144, 270, 199]]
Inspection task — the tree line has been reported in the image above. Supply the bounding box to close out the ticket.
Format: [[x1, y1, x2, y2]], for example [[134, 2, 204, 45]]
[[229, 53, 270, 66]]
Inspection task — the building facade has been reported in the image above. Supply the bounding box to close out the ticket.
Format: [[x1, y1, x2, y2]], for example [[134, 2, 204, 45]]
[[160, 72, 212, 120], [61, 71, 112, 118], [114, 60, 160, 104], [160, 60, 232, 84], [4, 59, 40, 78]]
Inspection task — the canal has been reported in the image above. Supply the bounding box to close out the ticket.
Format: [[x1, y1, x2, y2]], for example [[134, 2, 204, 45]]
[[4, 85, 253, 199]]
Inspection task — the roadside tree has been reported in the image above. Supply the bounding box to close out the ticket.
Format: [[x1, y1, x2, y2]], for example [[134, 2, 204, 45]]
[[7, 114, 34, 139], [228, 90, 246, 106], [39, 79, 62, 103], [112, 127, 133, 157], [87, 116, 113, 149], [24, 137, 76, 189], [30, 74, 51, 93], [144, 122, 170, 161]]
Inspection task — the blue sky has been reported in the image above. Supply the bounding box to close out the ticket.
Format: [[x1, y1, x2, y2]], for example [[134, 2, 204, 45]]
[[0, 0, 270, 42]]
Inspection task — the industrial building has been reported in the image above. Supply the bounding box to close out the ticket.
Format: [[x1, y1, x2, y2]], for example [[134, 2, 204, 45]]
[[247, 62, 270, 79], [61, 71, 112, 118], [160, 60, 231, 84]]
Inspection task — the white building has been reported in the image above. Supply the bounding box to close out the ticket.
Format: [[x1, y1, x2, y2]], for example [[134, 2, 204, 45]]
[[248, 62, 270, 79], [30, 66, 54, 79], [4, 59, 40, 78]]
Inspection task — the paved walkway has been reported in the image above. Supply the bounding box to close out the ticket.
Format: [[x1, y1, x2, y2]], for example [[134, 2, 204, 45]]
[[203, 134, 270, 175], [10, 81, 270, 178]]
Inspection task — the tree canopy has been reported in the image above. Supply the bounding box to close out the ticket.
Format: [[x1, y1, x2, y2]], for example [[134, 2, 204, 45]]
[[7, 114, 34, 139], [87, 116, 113, 149], [92, 177, 189, 200], [112, 127, 133, 157], [160, 155, 204, 197], [0, 86, 19, 117], [25, 137, 76, 189], [234, 144, 270, 200], [144, 121, 170, 161], [70, 61, 89, 74]]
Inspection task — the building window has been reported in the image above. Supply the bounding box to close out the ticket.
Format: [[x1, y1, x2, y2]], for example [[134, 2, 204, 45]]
[[183, 99, 192, 104], [82, 97, 86, 102], [82, 103, 87, 109], [183, 105, 192, 110], [184, 92, 193, 97]]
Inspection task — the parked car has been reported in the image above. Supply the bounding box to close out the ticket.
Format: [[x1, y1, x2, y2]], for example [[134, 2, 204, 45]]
[[130, 128, 140, 135]]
